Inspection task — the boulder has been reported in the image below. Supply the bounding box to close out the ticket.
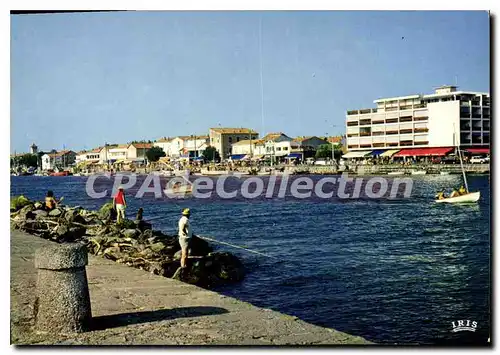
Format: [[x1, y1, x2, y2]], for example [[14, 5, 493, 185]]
[[49, 208, 63, 217], [34, 202, 43, 210], [10, 195, 31, 211], [33, 210, 49, 219], [18, 205, 35, 220], [68, 226, 86, 240], [190, 235, 213, 257], [172, 252, 245, 288], [122, 229, 139, 239], [98, 202, 116, 221]]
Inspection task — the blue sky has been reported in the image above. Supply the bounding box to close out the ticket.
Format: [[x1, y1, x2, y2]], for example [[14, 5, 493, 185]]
[[11, 11, 489, 153]]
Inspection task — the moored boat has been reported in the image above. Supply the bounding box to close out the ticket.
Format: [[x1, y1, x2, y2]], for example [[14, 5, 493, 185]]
[[411, 170, 427, 175], [387, 171, 405, 176], [435, 191, 480, 204]]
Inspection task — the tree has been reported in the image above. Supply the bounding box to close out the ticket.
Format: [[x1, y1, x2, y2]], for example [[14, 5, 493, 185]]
[[145, 146, 166, 162], [12, 154, 38, 168], [203, 146, 220, 162], [315, 144, 342, 160]]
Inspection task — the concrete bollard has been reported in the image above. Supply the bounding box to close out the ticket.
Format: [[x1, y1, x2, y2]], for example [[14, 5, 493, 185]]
[[33, 243, 92, 334]]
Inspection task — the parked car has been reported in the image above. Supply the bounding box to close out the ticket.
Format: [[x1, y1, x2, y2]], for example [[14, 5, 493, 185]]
[[470, 156, 489, 164]]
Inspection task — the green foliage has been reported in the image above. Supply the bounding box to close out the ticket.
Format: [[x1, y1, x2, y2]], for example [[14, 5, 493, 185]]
[[10, 195, 31, 211], [203, 146, 220, 162], [315, 144, 342, 159], [11, 154, 38, 168], [145, 146, 166, 162]]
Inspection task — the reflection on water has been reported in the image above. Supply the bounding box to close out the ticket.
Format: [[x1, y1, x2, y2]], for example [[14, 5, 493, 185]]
[[10, 174, 490, 344]]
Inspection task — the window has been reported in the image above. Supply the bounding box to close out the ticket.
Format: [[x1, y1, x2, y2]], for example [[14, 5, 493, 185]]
[[277, 147, 281, 151], [283, 147, 288, 151], [237, 137, 240, 142], [228, 137, 233, 143]]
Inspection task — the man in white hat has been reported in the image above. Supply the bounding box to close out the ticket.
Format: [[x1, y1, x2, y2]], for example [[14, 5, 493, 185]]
[[113, 185, 127, 223], [178, 208, 192, 268]]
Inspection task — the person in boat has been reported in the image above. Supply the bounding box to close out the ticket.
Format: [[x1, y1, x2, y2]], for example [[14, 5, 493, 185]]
[[45, 190, 61, 210], [435, 191, 446, 200], [178, 208, 192, 269], [449, 189, 460, 198], [113, 186, 127, 224], [458, 185, 467, 195]]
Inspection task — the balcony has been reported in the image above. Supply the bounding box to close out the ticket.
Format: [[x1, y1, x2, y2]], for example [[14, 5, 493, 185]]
[[359, 119, 371, 126], [399, 141, 413, 146], [347, 133, 359, 137], [347, 121, 359, 127], [414, 103, 426, 109], [348, 145, 360, 149], [347, 110, 359, 115], [386, 130, 398, 135], [359, 132, 371, 137], [385, 118, 398, 124], [372, 131, 385, 136], [414, 141, 429, 146], [399, 116, 413, 122], [373, 143, 385, 147], [414, 116, 428, 121], [372, 120, 384, 125], [400, 105, 413, 111], [399, 129, 413, 134]]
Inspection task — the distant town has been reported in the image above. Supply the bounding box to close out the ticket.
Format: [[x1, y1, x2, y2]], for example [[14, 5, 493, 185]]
[[11, 85, 490, 175]]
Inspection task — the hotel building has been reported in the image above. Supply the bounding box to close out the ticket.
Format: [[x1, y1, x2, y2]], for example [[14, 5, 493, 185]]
[[209, 128, 259, 159], [344, 86, 490, 158]]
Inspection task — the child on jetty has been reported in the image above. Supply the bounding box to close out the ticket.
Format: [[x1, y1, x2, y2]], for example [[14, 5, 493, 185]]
[[113, 186, 127, 224]]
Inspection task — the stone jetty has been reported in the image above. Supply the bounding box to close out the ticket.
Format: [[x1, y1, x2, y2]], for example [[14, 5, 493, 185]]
[[11, 229, 371, 345]]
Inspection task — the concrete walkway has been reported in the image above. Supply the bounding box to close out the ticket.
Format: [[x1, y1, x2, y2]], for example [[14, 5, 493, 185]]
[[11, 229, 371, 345]]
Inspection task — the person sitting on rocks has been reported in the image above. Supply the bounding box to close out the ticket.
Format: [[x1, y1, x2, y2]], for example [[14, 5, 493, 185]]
[[45, 190, 62, 210]]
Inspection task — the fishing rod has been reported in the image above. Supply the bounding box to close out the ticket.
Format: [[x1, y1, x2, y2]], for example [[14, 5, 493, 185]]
[[196, 235, 279, 260]]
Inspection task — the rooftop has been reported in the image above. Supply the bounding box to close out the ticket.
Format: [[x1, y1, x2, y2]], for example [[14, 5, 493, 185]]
[[261, 132, 290, 142], [210, 128, 258, 134], [130, 143, 153, 149], [232, 139, 265, 146]]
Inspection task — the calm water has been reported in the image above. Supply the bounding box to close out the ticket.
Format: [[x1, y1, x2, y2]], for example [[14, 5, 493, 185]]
[[11, 174, 490, 344]]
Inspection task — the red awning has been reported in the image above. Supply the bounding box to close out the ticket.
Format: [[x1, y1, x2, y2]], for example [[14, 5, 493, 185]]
[[466, 148, 489, 154], [393, 147, 454, 157]]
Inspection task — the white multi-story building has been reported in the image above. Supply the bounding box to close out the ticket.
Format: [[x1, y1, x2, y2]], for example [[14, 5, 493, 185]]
[[345, 86, 490, 157]]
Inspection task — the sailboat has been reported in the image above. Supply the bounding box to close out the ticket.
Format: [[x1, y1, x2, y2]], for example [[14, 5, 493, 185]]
[[435, 126, 480, 203]]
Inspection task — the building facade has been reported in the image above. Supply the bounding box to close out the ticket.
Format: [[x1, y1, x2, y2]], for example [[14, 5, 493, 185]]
[[230, 139, 266, 157], [345, 86, 490, 154], [209, 128, 259, 159], [41, 150, 76, 171]]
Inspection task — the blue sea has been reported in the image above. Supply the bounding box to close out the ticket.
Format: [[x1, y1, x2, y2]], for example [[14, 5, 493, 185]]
[[11, 173, 491, 344]]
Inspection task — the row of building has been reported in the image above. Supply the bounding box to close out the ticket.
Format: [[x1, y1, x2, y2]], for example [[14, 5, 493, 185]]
[[31, 129, 344, 171], [15, 85, 490, 171]]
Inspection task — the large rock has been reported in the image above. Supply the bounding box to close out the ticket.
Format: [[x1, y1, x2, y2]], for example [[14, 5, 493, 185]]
[[33, 210, 49, 219], [49, 208, 63, 217], [18, 204, 35, 220], [10, 195, 31, 211], [122, 229, 139, 239], [172, 252, 245, 288], [190, 235, 213, 257], [98, 202, 116, 221]]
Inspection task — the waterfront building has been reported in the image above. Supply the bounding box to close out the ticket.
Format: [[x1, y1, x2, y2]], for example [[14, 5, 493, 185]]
[[153, 137, 174, 157], [209, 128, 259, 159], [41, 150, 76, 171], [295, 136, 330, 160], [230, 139, 266, 160], [126, 143, 153, 163], [261, 132, 298, 163], [106, 144, 128, 164], [344, 86, 490, 158]]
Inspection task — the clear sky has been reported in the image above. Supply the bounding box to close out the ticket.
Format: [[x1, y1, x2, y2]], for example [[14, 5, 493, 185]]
[[10, 10, 490, 153]]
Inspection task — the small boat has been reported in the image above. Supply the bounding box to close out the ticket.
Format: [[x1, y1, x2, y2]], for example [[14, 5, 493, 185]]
[[434, 126, 480, 204], [440, 171, 450, 175], [50, 171, 70, 176], [411, 170, 427, 175], [257, 171, 271, 176], [435, 191, 480, 204], [387, 171, 405, 176]]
